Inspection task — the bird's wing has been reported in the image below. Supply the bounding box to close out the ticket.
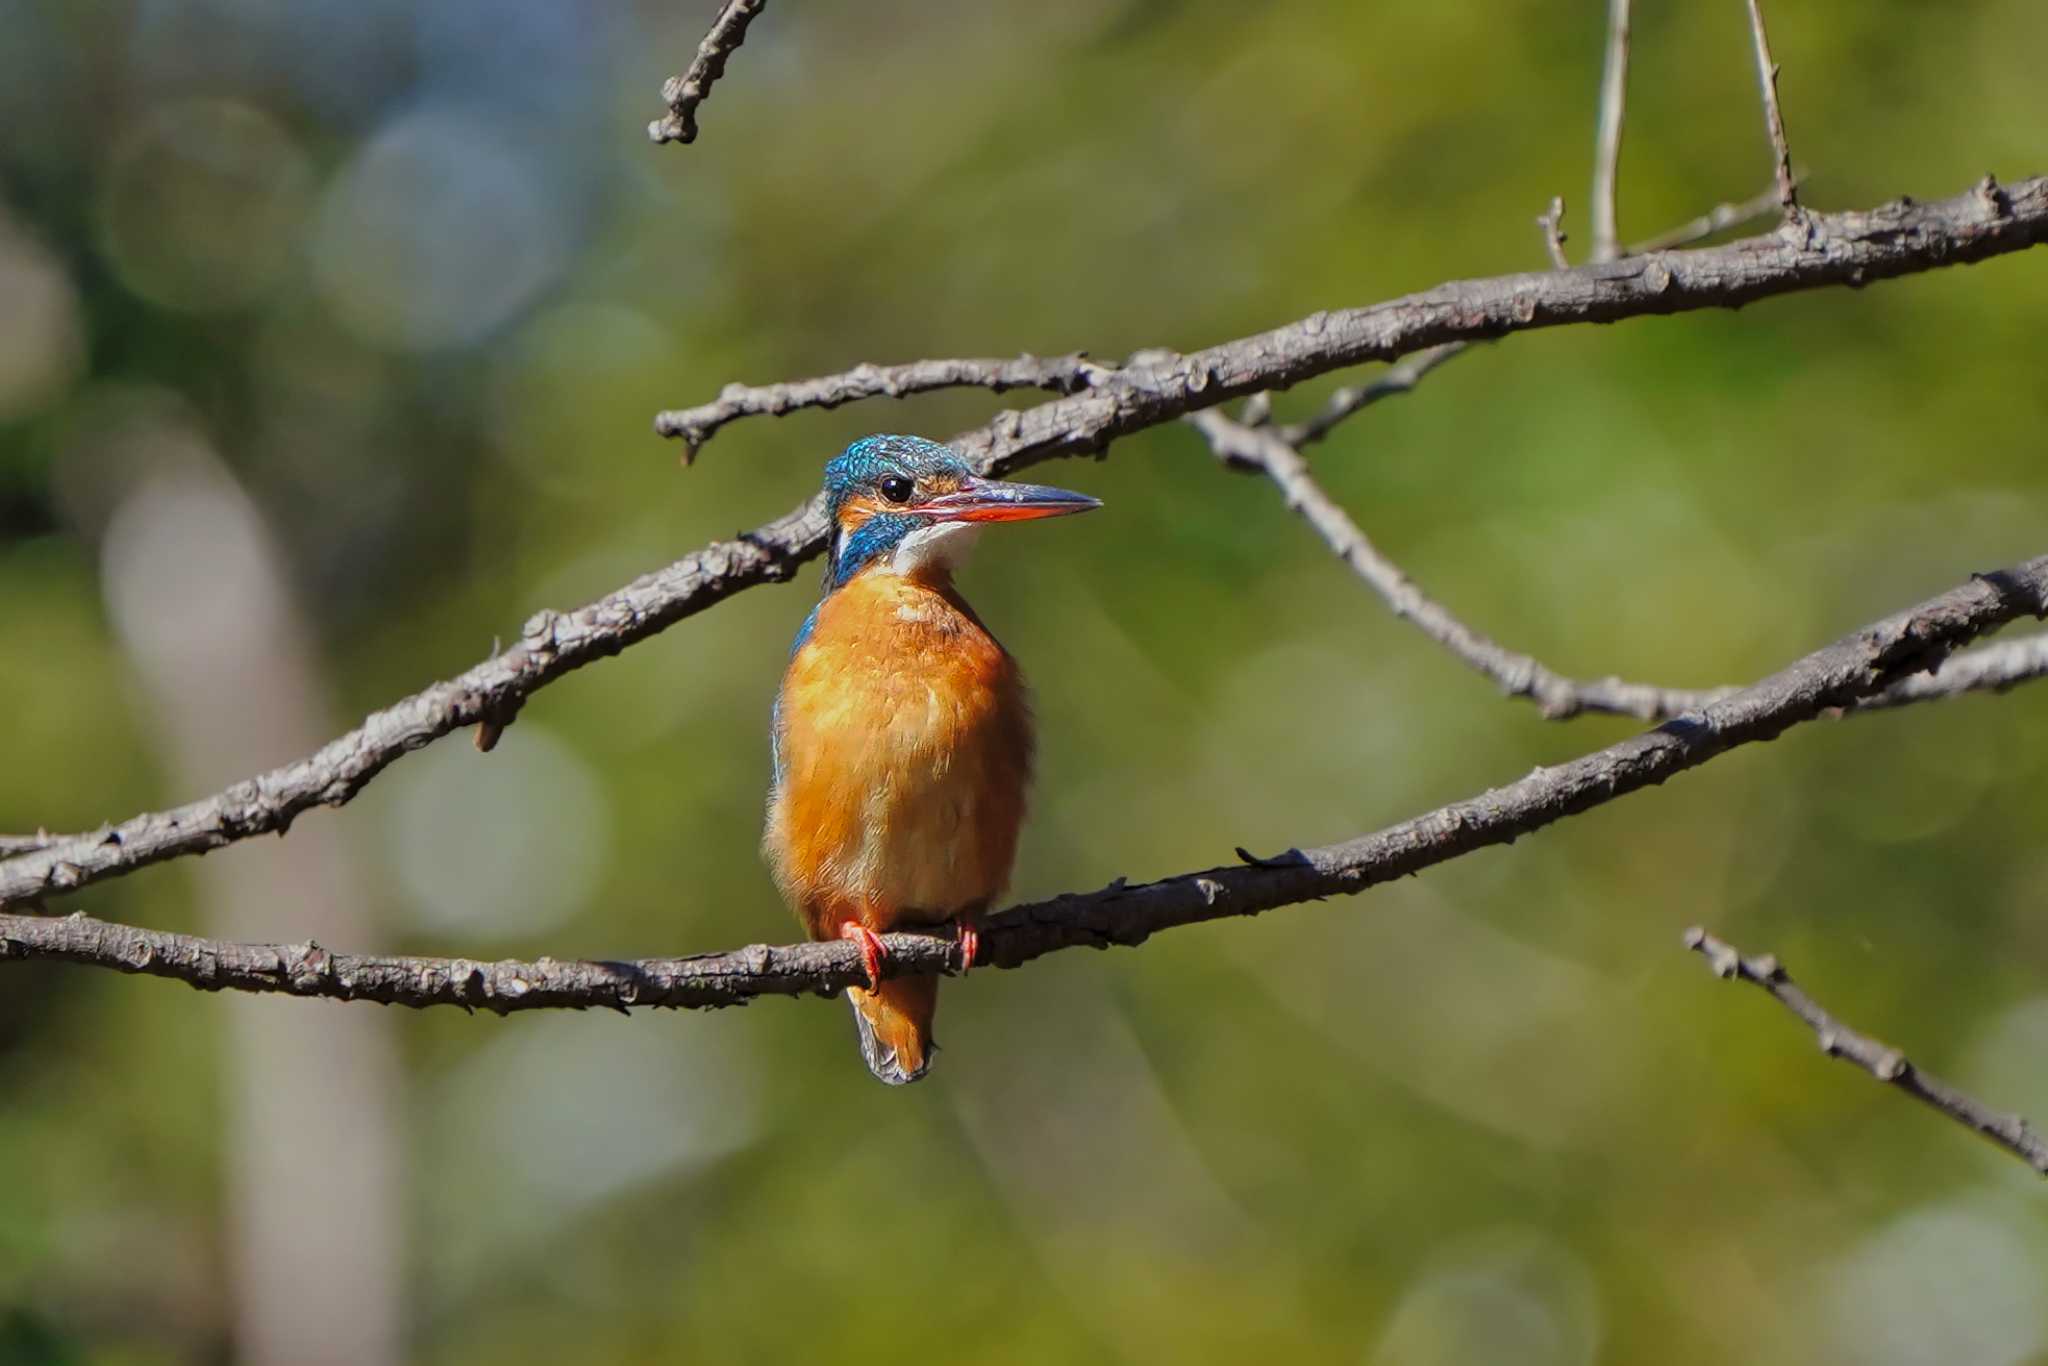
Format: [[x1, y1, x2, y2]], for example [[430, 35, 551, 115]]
[[771, 601, 825, 787]]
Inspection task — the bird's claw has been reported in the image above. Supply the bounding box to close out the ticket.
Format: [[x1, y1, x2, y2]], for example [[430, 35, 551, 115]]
[[839, 923, 887, 991], [953, 917, 980, 974]]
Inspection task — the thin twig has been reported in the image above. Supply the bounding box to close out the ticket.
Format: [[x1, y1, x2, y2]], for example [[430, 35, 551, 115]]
[[1626, 184, 1793, 254], [1197, 413, 2048, 723], [655, 353, 1113, 460], [1191, 410, 1734, 719], [1590, 0, 1632, 261], [1862, 629, 2048, 708], [648, 0, 767, 146], [4, 555, 2043, 1010], [1266, 188, 1788, 450], [1683, 927, 2048, 1175], [1744, 0, 1802, 220], [4, 179, 2045, 914], [1537, 197, 1573, 270], [1272, 342, 1473, 450]]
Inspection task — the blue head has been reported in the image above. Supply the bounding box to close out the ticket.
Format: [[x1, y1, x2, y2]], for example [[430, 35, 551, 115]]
[[821, 435, 1099, 590]]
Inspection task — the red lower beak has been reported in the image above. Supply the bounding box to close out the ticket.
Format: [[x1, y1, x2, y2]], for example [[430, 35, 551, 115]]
[[921, 476, 1102, 523]]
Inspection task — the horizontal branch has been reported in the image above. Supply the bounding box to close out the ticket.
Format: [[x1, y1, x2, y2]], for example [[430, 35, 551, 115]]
[[5, 554, 2042, 1010], [661, 174, 2046, 462], [654, 353, 1111, 460], [647, 0, 766, 146], [1682, 927, 2048, 1174], [5, 176, 2042, 915]]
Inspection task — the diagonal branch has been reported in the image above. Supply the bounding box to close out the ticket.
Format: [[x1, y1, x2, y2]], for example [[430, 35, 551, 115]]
[[648, 0, 768, 146], [1590, 0, 1632, 262], [3, 178, 2043, 914], [5, 554, 2044, 1012], [1743, 0, 1802, 220], [1189, 409, 1731, 719], [1192, 412, 2048, 722], [1628, 184, 1790, 254], [1863, 629, 2048, 707], [1682, 927, 2048, 1175]]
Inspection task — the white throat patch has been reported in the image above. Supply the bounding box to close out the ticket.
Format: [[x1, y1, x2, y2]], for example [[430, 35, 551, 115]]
[[890, 520, 982, 576]]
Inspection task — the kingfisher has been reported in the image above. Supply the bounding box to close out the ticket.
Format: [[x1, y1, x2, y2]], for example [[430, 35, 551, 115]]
[[764, 434, 1100, 1085]]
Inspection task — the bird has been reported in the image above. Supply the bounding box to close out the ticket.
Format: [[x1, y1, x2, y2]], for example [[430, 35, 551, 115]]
[[763, 434, 1100, 1084]]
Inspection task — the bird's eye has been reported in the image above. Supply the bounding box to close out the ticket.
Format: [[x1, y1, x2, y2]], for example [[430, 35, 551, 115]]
[[878, 475, 914, 504]]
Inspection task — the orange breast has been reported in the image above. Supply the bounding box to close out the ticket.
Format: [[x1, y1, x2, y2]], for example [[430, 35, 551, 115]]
[[764, 571, 1033, 939]]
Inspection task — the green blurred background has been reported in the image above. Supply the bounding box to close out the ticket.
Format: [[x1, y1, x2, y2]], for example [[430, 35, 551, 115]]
[[3, 0, 2047, 1361]]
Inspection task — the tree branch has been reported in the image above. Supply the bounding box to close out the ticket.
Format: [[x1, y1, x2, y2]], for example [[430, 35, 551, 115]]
[[3, 177, 2042, 915], [1626, 184, 1790, 254], [5, 555, 2044, 1010], [1682, 927, 2048, 1175], [1262, 188, 1786, 451], [647, 0, 767, 146], [1743, 0, 1801, 221], [654, 353, 1113, 461], [660, 175, 2044, 465], [1590, 0, 1632, 262], [1190, 409, 1733, 719], [1862, 629, 2048, 707], [1193, 411, 2048, 722]]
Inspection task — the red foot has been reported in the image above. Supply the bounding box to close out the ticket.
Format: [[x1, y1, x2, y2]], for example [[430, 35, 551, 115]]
[[954, 916, 980, 974], [839, 922, 886, 990]]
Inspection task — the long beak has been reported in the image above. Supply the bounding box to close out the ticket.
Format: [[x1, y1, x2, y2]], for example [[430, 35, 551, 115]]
[[921, 475, 1102, 524]]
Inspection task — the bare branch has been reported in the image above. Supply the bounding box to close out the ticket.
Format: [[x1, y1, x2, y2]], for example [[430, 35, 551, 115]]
[[1683, 927, 2048, 1175], [654, 353, 1112, 460], [5, 555, 2044, 1012], [1627, 184, 1790, 254], [1261, 189, 1785, 451], [648, 0, 767, 146], [1862, 629, 2048, 708], [660, 177, 2044, 462], [1743, 0, 1802, 220], [1537, 196, 1573, 270], [0, 832, 56, 859], [1590, 0, 1632, 261], [3, 178, 2042, 915], [1264, 343, 1471, 450], [1191, 409, 1733, 719]]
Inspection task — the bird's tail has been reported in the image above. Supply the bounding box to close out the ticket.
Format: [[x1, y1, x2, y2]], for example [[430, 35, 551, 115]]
[[847, 978, 938, 1085]]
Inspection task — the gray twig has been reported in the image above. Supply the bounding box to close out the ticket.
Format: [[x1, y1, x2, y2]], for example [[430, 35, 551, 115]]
[[648, 0, 767, 146], [1272, 342, 1473, 450], [1625, 184, 1792, 254], [1744, 0, 1802, 220], [3, 179, 2045, 914], [1590, 0, 1632, 261], [1682, 927, 2048, 1175], [5, 555, 2044, 1012], [1862, 629, 2048, 708], [654, 353, 1113, 460], [1268, 187, 1786, 450], [1191, 410, 1734, 720]]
